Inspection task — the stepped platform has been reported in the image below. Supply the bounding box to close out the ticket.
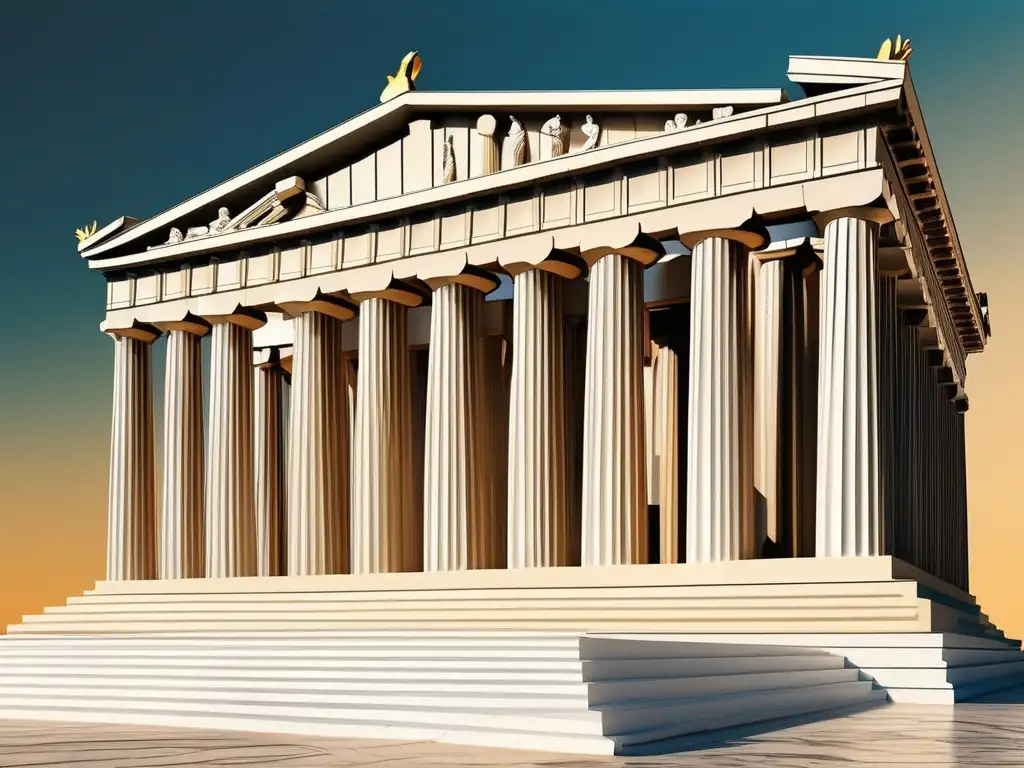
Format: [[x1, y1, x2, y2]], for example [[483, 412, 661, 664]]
[[2, 556, 1021, 755]]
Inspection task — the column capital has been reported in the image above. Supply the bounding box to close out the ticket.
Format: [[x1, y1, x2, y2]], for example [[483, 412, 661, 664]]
[[679, 214, 769, 251], [500, 244, 585, 280], [101, 319, 161, 343], [350, 277, 428, 308], [154, 312, 211, 337], [420, 261, 499, 293], [580, 223, 664, 267], [279, 290, 355, 321], [204, 304, 268, 330], [813, 201, 894, 231]]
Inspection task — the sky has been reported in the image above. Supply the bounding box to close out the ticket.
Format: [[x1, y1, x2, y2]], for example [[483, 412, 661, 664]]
[[1, 0, 1022, 634]]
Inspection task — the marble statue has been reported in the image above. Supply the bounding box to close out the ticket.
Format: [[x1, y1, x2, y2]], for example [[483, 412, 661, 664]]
[[148, 227, 184, 250], [509, 116, 528, 167], [664, 113, 689, 132], [712, 106, 734, 120], [542, 114, 569, 157], [185, 207, 232, 240], [442, 135, 456, 184], [580, 114, 600, 151]]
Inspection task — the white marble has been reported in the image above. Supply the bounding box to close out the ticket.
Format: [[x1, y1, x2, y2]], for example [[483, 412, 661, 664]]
[[253, 364, 284, 577]]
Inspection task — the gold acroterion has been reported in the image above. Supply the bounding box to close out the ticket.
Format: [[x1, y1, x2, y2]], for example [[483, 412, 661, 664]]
[[877, 35, 912, 62], [380, 51, 422, 103], [75, 221, 98, 243]]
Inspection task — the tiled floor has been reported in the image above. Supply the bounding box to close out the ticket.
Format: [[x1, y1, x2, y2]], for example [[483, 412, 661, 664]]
[[1, 688, 1023, 767]]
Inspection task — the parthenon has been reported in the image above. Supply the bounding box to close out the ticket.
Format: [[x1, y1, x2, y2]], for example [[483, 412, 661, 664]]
[[0, 45, 1017, 756]]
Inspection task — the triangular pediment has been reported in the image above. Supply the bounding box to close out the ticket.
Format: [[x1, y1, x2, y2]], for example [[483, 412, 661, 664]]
[[80, 88, 788, 260]]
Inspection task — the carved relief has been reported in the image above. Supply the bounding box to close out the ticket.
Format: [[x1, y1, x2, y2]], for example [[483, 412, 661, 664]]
[[509, 116, 528, 167], [663, 113, 689, 132], [580, 115, 600, 151], [542, 114, 570, 158], [442, 135, 457, 184], [185, 207, 231, 240], [147, 178, 323, 250], [712, 106, 734, 120]]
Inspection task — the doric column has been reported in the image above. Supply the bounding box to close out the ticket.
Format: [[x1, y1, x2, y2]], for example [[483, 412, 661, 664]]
[[753, 258, 782, 554], [422, 267, 498, 571], [105, 325, 159, 581], [351, 288, 421, 574], [815, 213, 888, 557], [254, 359, 285, 577], [281, 294, 355, 576], [507, 261, 582, 568], [684, 226, 764, 564], [484, 335, 511, 568], [580, 235, 662, 566], [564, 316, 586, 566], [158, 317, 209, 579], [654, 344, 681, 563], [205, 309, 265, 578]]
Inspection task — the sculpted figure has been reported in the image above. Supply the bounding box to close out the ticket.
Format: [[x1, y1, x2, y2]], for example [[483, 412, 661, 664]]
[[442, 134, 456, 184], [674, 112, 688, 129], [542, 114, 569, 157], [580, 114, 600, 151], [185, 207, 232, 240], [509, 115, 528, 167], [712, 106, 734, 120], [664, 119, 676, 132], [148, 227, 184, 250]]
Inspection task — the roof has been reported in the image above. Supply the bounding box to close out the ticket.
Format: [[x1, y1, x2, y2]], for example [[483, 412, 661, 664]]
[[78, 87, 787, 260]]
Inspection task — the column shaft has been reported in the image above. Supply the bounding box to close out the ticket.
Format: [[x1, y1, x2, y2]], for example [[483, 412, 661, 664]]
[[351, 298, 417, 574], [507, 269, 569, 568], [423, 283, 492, 571], [484, 335, 511, 568], [686, 237, 754, 563], [287, 311, 349, 575], [754, 258, 782, 553], [107, 336, 156, 581], [654, 344, 681, 563], [564, 318, 586, 566], [159, 330, 205, 579], [581, 253, 647, 565], [206, 322, 257, 577], [254, 364, 284, 577], [815, 217, 881, 557]]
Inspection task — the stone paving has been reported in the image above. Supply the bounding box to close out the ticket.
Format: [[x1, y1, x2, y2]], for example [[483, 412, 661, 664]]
[[1, 687, 1023, 767]]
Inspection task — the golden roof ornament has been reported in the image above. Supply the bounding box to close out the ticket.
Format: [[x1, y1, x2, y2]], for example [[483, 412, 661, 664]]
[[877, 35, 912, 61], [380, 51, 422, 103], [75, 221, 98, 243]]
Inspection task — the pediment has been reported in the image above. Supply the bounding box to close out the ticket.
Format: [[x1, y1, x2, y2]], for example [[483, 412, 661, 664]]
[[80, 88, 787, 260]]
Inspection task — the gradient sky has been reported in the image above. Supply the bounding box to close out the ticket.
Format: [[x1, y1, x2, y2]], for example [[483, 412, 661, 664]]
[[1, 0, 1022, 633]]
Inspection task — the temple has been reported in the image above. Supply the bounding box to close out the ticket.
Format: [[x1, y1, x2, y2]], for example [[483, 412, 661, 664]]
[[0, 44, 1019, 756]]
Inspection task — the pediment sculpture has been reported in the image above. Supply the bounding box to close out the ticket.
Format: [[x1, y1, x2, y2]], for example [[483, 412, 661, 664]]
[[712, 106, 734, 120], [442, 135, 457, 183], [148, 177, 324, 250], [509, 116, 528, 167], [542, 114, 570, 157], [580, 114, 600, 151], [663, 113, 689, 132]]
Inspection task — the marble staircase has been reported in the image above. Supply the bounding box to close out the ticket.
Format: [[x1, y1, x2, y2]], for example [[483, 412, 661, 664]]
[[0, 632, 887, 755], [1, 557, 1021, 754]]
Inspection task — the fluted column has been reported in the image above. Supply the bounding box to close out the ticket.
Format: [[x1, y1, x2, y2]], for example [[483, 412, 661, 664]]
[[686, 236, 755, 563], [816, 216, 882, 557], [654, 343, 681, 563], [159, 326, 206, 579], [423, 279, 494, 571], [287, 309, 350, 576], [564, 317, 586, 566], [254, 362, 285, 577], [581, 253, 648, 565], [351, 297, 418, 574], [753, 258, 782, 553], [206, 316, 262, 577], [507, 268, 570, 568], [106, 329, 158, 581]]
